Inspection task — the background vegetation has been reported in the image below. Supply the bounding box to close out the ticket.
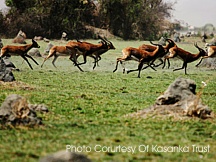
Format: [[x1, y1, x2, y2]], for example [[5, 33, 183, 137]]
[[0, 38, 216, 162], [0, 0, 175, 40]]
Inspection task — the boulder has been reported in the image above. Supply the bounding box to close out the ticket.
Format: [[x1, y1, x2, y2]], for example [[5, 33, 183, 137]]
[[128, 78, 213, 119], [198, 58, 216, 68], [198, 38, 216, 68], [0, 58, 15, 82], [158, 37, 166, 46], [43, 38, 50, 43], [44, 43, 54, 54], [28, 48, 42, 57], [3, 57, 19, 70], [156, 77, 196, 105], [12, 30, 27, 44], [0, 94, 48, 126], [61, 32, 68, 41], [0, 38, 3, 48]]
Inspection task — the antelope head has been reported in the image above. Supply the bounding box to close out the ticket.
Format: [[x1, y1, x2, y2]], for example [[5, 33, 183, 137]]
[[194, 42, 207, 56], [32, 39, 40, 48], [150, 41, 164, 52], [104, 36, 116, 50], [166, 39, 176, 47], [98, 35, 109, 48]]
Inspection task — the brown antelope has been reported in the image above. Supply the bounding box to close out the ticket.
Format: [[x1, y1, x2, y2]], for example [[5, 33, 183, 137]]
[[40, 45, 84, 72], [66, 36, 108, 69], [139, 38, 176, 68], [63, 41, 96, 69], [195, 44, 216, 67], [0, 39, 40, 70], [75, 37, 115, 69], [91, 37, 115, 68], [164, 43, 207, 75], [113, 42, 165, 78]]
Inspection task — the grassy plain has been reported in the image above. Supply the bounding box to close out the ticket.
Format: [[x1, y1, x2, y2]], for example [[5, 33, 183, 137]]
[[0, 38, 216, 162]]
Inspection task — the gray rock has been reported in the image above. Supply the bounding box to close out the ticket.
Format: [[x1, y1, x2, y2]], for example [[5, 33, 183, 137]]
[[0, 58, 15, 82], [44, 43, 54, 54], [156, 77, 196, 105], [0, 38, 3, 48], [39, 150, 92, 162], [158, 37, 166, 46], [198, 58, 216, 68], [28, 48, 42, 57], [29, 104, 49, 113], [129, 78, 213, 119], [12, 30, 27, 44], [4, 59, 17, 69], [0, 94, 45, 126]]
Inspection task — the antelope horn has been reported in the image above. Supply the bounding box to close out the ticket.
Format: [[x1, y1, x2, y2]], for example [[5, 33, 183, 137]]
[[76, 39, 82, 43], [194, 42, 203, 51], [150, 41, 161, 46], [103, 36, 111, 44], [194, 42, 199, 48], [166, 38, 175, 44], [166, 39, 171, 43], [98, 35, 107, 43]]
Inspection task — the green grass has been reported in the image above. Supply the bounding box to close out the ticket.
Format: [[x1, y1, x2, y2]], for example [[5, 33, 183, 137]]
[[0, 38, 216, 162]]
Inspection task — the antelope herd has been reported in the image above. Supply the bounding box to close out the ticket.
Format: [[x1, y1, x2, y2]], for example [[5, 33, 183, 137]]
[[0, 35, 215, 78]]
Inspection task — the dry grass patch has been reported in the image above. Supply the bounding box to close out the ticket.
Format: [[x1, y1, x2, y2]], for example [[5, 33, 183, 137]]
[[0, 81, 36, 90]]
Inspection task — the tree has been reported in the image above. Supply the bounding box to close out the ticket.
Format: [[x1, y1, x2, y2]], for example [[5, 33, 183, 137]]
[[0, 11, 5, 35], [98, 0, 174, 40], [203, 23, 215, 33], [4, 0, 96, 38]]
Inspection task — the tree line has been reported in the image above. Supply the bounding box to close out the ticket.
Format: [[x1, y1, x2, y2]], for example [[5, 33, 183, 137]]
[[0, 0, 174, 40]]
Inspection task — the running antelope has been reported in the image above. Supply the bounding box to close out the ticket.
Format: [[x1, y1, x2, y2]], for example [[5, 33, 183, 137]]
[[0, 39, 40, 70], [113, 42, 165, 78], [164, 43, 207, 74]]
